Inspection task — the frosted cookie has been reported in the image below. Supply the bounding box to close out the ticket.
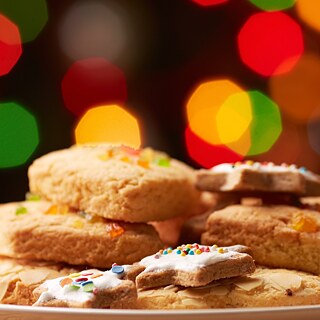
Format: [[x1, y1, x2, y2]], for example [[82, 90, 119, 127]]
[[196, 161, 320, 196], [0, 201, 163, 268], [202, 205, 320, 274], [136, 244, 255, 289], [28, 144, 200, 222], [138, 267, 320, 309], [33, 265, 138, 308], [0, 257, 79, 306]]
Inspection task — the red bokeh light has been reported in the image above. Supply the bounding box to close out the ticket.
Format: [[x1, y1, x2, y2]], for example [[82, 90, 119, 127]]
[[0, 14, 22, 76], [185, 127, 243, 168], [238, 12, 304, 77], [61, 57, 127, 116], [191, 0, 228, 6]]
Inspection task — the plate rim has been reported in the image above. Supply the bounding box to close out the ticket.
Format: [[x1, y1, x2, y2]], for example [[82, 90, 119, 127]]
[[0, 304, 320, 316]]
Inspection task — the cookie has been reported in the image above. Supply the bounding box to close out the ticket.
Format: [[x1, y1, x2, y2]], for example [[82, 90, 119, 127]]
[[28, 144, 200, 222], [196, 161, 320, 196], [0, 200, 163, 268], [138, 267, 320, 309], [33, 265, 138, 308], [0, 257, 78, 306], [202, 204, 320, 274], [136, 244, 255, 289]]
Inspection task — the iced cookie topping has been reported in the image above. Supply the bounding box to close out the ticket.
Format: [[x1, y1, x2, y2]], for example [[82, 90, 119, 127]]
[[211, 161, 315, 177], [34, 266, 128, 305], [98, 146, 171, 169], [139, 244, 248, 272]]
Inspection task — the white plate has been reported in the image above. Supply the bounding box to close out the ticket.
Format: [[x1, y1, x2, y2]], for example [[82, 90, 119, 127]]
[[1, 305, 320, 320]]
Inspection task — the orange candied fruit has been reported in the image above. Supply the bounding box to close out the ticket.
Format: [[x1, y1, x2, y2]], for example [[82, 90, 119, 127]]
[[137, 159, 149, 168], [45, 204, 69, 215], [106, 222, 125, 238], [291, 213, 318, 233]]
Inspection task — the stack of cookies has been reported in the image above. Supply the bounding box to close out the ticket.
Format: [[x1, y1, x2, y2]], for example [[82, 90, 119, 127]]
[[0, 144, 201, 306], [187, 161, 320, 303]]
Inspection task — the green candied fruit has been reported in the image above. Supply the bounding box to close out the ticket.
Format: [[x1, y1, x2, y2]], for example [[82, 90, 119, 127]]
[[155, 157, 170, 167], [15, 206, 28, 215], [26, 192, 41, 201]]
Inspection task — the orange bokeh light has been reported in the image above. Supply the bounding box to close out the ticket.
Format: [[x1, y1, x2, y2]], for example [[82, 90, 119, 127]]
[[296, 0, 320, 32], [186, 79, 244, 145], [269, 54, 320, 123], [75, 105, 141, 148]]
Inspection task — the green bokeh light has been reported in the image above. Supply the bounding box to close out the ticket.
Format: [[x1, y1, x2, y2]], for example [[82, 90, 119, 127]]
[[0, 102, 39, 168], [0, 0, 48, 43], [249, 0, 295, 11], [247, 91, 282, 156]]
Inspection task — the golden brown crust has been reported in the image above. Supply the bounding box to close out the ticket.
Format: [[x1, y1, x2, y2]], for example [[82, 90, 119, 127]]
[[0, 201, 163, 268], [202, 204, 320, 274], [28, 144, 200, 222], [137, 267, 320, 309]]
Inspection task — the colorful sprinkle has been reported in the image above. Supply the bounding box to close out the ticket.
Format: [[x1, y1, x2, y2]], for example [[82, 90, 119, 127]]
[[176, 250, 182, 254], [82, 282, 95, 292], [137, 159, 149, 168], [163, 250, 168, 255], [218, 248, 224, 253], [60, 277, 73, 288], [69, 273, 81, 278], [75, 277, 88, 283], [81, 272, 94, 276], [154, 254, 160, 259], [15, 206, 28, 216], [111, 265, 124, 274], [189, 250, 195, 255], [91, 273, 103, 279], [181, 252, 186, 256], [195, 249, 202, 255]]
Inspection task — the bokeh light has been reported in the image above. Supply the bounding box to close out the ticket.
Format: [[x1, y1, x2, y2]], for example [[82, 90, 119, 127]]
[[186, 79, 243, 145], [216, 91, 252, 146], [191, 0, 228, 6], [0, 0, 48, 43], [75, 105, 141, 148], [0, 14, 22, 76], [0, 102, 39, 168], [269, 54, 320, 123], [249, 0, 295, 11], [61, 57, 127, 116], [246, 91, 282, 156], [59, 1, 126, 62], [238, 12, 304, 76], [296, 0, 320, 32], [185, 127, 243, 168]]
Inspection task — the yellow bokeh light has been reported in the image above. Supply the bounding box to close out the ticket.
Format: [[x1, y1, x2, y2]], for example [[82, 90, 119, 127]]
[[186, 79, 243, 145], [216, 91, 252, 145], [269, 54, 320, 123], [296, 0, 320, 32], [75, 105, 141, 148]]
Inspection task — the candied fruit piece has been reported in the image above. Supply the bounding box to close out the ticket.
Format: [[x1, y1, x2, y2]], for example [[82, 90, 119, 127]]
[[72, 220, 84, 229], [291, 213, 318, 232], [45, 205, 69, 215], [106, 223, 124, 238]]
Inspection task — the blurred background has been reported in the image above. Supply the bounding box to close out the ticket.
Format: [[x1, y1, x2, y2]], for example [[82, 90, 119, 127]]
[[1, 0, 320, 202]]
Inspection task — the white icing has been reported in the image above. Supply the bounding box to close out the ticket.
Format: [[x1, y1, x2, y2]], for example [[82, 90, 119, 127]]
[[34, 268, 124, 305], [211, 162, 320, 180], [139, 245, 245, 273]]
